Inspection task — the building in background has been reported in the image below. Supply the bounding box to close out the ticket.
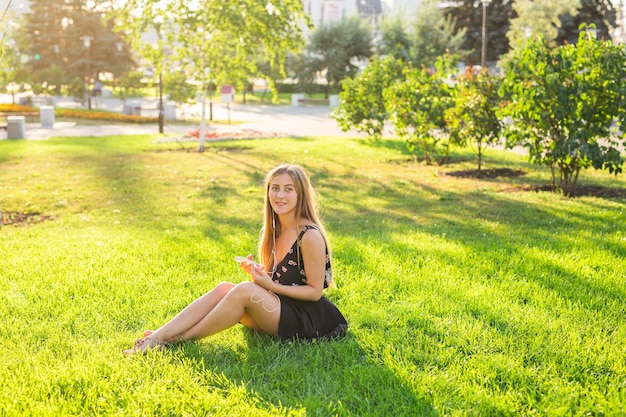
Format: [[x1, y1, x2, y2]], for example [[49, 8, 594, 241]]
[[302, 0, 422, 27]]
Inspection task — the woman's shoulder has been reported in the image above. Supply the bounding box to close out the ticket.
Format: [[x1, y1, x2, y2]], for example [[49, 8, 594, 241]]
[[299, 223, 325, 247], [299, 222, 321, 235]]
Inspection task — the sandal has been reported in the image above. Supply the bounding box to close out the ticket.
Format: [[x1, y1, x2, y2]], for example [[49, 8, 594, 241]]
[[122, 336, 168, 355]]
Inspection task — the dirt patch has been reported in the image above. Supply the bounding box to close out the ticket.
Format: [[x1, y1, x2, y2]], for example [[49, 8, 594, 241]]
[[445, 168, 625, 198], [1, 212, 55, 227], [500, 184, 626, 199], [446, 168, 527, 178]]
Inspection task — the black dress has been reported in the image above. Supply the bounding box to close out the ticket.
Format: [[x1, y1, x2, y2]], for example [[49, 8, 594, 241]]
[[273, 225, 348, 341]]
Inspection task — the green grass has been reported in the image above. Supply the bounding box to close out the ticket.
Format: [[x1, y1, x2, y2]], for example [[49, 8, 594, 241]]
[[0, 134, 625, 416], [239, 91, 293, 105]]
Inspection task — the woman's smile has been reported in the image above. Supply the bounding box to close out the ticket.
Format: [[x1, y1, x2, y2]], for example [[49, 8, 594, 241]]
[[269, 173, 298, 214]]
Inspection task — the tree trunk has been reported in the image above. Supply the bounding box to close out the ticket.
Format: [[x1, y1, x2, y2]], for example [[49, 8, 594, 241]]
[[477, 138, 483, 175]]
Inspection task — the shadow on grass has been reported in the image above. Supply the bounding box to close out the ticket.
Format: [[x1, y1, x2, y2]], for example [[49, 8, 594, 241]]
[[174, 331, 436, 416], [359, 137, 410, 154], [358, 137, 477, 165], [315, 166, 625, 318]]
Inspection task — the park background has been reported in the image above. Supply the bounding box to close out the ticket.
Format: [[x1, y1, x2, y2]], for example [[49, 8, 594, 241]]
[[2, 0, 626, 416]]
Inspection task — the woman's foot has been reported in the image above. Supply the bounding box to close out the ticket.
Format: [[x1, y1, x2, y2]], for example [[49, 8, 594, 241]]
[[143, 330, 180, 344], [122, 336, 168, 355]]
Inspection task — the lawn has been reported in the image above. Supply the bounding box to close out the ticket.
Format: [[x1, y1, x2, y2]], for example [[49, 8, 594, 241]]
[[0, 133, 624, 416]]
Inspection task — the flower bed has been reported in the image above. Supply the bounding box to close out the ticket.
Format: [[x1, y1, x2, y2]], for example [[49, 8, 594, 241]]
[[55, 108, 157, 124], [186, 128, 287, 140], [0, 104, 157, 124], [0, 104, 35, 113]]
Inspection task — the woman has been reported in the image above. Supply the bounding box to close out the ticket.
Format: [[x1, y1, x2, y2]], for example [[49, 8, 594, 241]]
[[124, 164, 348, 354]]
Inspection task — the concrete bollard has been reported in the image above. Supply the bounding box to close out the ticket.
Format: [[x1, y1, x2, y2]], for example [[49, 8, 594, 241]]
[[292, 93, 305, 107], [164, 103, 177, 121], [40, 106, 55, 128], [7, 116, 26, 139]]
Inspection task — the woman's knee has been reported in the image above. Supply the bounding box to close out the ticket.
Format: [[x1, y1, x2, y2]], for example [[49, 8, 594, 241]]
[[214, 281, 236, 294], [226, 281, 272, 307], [230, 281, 258, 298]]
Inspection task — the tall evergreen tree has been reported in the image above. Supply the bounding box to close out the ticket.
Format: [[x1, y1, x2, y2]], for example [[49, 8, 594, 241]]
[[411, 0, 467, 68], [23, 0, 132, 82], [300, 15, 373, 95], [379, 13, 413, 62]]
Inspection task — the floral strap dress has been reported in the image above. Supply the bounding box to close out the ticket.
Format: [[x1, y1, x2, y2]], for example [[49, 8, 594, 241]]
[[273, 225, 348, 340]]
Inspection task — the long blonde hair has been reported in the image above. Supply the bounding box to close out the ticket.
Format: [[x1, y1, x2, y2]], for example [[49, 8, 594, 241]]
[[258, 164, 331, 272]]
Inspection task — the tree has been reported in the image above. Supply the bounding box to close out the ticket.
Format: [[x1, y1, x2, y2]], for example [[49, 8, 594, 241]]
[[0, 0, 11, 57], [117, 70, 144, 102], [333, 56, 404, 139], [14, 0, 134, 97], [379, 13, 412, 62], [0, 32, 19, 95], [508, 0, 580, 46], [164, 71, 195, 106], [444, 0, 515, 66], [298, 15, 373, 97], [32, 64, 66, 95], [410, 0, 467, 68], [384, 54, 458, 165], [445, 67, 503, 173], [255, 50, 288, 102], [115, 0, 308, 149], [499, 25, 626, 196], [556, 0, 617, 44]]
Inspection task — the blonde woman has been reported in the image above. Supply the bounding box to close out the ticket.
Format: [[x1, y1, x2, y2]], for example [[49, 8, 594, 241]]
[[124, 164, 347, 354]]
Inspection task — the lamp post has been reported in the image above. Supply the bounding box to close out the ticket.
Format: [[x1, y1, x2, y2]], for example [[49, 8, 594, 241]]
[[53, 44, 59, 65], [80, 36, 93, 109], [158, 71, 164, 133], [480, 0, 492, 70], [114, 42, 123, 94]]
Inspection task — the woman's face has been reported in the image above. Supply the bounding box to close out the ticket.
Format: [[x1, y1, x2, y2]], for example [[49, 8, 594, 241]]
[[268, 173, 298, 217]]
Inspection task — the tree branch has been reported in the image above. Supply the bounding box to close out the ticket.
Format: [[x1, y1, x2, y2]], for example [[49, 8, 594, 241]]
[[0, 0, 13, 47]]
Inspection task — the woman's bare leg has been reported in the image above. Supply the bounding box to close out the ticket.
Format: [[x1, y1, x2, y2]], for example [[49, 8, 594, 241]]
[[127, 282, 280, 353], [149, 281, 236, 342], [177, 281, 280, 341]]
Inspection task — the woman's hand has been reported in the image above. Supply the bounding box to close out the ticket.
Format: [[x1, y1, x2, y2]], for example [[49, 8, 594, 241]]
[[238, 255, 274, 288], [249, 264, 275, 290], [237, 254, 258, 276]]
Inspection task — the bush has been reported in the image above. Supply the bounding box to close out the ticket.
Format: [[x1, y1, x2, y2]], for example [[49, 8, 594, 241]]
[[68, 77, 85, 101], [499, 24, 626, 196]]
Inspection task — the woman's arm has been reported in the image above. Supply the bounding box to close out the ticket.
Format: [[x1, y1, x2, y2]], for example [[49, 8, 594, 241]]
[[250, 229, 326, 301]]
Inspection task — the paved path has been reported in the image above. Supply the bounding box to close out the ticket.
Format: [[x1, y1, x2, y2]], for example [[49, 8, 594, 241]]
[[0, 95, 529, 155], [0, 95, 363, 141]]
